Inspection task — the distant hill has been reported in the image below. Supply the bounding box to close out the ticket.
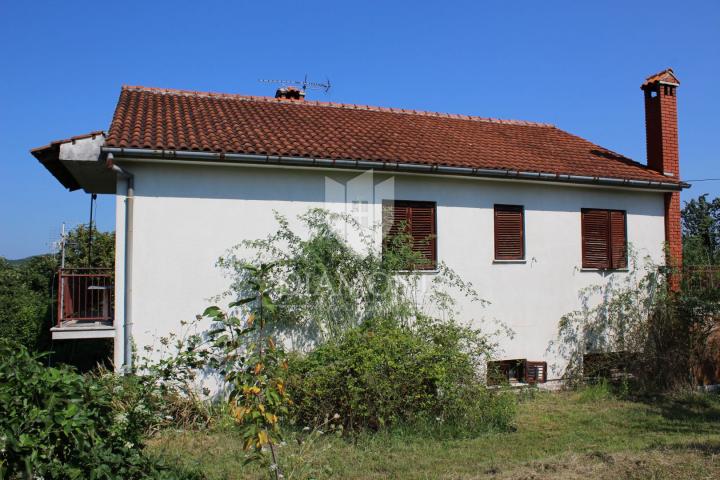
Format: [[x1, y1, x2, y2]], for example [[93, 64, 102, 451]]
[[7, 257, 31, 266], [5, 255, 50, 266]]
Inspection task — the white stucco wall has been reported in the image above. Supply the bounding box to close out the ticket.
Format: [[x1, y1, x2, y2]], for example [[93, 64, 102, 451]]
[[114, 161, 667, 379]]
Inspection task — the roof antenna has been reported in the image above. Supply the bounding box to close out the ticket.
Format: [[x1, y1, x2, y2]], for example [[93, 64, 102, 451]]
[[259, 74, 332, 95]]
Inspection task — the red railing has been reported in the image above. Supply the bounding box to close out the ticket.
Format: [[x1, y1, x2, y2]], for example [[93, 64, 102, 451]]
[[56, 268, 114, 326]]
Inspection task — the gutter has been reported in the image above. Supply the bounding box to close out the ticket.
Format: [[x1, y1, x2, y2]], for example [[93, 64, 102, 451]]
[[107, 153, 134, 371], [102, 147, 687, 191]]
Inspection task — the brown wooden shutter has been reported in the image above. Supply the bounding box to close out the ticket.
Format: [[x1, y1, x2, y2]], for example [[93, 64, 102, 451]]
[[409, 202, 436, 269], [385, 202, 409, 239], [581, 209, 610, 269], [494, 205, 524, 260], [383, 200, 436, 270], [609, 210, 627, 269], [582, 209, 627, 269]]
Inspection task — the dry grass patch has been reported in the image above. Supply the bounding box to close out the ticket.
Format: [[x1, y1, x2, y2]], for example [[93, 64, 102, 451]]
[[487, 446, 720, 480]]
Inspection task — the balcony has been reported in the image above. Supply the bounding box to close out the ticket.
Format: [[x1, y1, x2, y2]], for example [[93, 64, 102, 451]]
[[51, 268, 115, 340]]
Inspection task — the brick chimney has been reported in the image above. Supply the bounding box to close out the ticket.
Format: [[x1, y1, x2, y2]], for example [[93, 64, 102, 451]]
[[275, 86, 305, 100], [641, 68, 682, 275]]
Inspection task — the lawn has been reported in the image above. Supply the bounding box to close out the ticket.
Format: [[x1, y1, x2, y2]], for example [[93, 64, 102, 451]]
[[147, 388, 720, 479]]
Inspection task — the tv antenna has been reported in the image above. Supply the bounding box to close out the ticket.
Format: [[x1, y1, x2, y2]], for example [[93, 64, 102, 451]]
[[259, 74, 331, 94]]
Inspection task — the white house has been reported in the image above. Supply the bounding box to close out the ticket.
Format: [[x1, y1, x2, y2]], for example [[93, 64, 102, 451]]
[[32, 69, 686, 383]]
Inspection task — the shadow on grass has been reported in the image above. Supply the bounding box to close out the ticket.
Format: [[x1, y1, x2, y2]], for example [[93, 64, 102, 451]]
[[626, 393, 720, 435], [650, 440, 720, 457], [651, 394, 720, 421]]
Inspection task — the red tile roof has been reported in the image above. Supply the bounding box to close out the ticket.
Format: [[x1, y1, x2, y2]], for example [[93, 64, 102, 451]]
[[641, 68, 680, 88], [104, 86, 679, 185]]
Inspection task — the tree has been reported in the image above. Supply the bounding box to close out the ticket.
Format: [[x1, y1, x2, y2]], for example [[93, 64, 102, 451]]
[[63, 224, 116, 269], [0, 258, 50, 350], [682, 194, 720, 265]]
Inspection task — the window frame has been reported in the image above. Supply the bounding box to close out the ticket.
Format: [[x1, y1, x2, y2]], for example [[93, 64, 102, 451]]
[[487, 359, 547, 385], [580, 208, 628, 270], [493, 204, 525, 261], [382, 199, 437, 271]]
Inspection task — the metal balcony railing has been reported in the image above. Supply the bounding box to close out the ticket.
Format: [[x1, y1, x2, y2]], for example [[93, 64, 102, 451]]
[[56, 268, 114, 327], [682, 265, 720, 291]]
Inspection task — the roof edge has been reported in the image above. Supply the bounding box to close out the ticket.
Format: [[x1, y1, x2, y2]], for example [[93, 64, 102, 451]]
[[31, 143, 81, 191], [30, 131, 106, 191], [103, 146, 687, 192], [641, 68, 680, 89], [119, 85, 555, 128], [31, 130, 106, 153]]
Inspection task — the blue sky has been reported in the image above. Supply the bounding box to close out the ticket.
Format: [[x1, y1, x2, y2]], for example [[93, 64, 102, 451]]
[[1, 0, 718, 259]]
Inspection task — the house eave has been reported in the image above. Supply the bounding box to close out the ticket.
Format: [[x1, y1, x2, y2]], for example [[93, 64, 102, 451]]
[[102, 147, 687, 192], [31, 132, 116, 193], [31, 142, 82, 191]]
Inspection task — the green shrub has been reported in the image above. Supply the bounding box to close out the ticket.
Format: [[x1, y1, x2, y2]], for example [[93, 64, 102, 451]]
[[0, 339, 200, 479], [218, 209, 485, 345], [575, 379, 615, 403], [0, 256, 53, 351], [93, 344, 215, 436], [554, 248, 720, 392], [287, 318, 516, 436]]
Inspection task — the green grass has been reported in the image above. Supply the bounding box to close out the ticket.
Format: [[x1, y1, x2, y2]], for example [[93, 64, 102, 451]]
[[147, 389, 720, 479]]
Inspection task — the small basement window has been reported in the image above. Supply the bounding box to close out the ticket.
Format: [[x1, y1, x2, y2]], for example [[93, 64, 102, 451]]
[[488, 359, 547, 385], [583, 351, 635, 380]]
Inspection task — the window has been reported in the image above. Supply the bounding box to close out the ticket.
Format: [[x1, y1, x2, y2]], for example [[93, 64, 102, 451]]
[[488, 359, 547, 385], [382, 200, 437, 270], [494, 205, 524, 260], [581, 209, 627, 269]]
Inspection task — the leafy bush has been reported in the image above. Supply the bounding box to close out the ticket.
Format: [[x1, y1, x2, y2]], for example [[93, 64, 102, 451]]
[[287, 318, 516, 435], [0, 339, 199, 479], [201, 210, 513, 441], [0, 256, 54, 351], [105, 323, 219, 435], [92, 367, 213, 438], [217, 209, 485, 346], [553, 250, 720, 392], [140, 207, 511, 477]]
